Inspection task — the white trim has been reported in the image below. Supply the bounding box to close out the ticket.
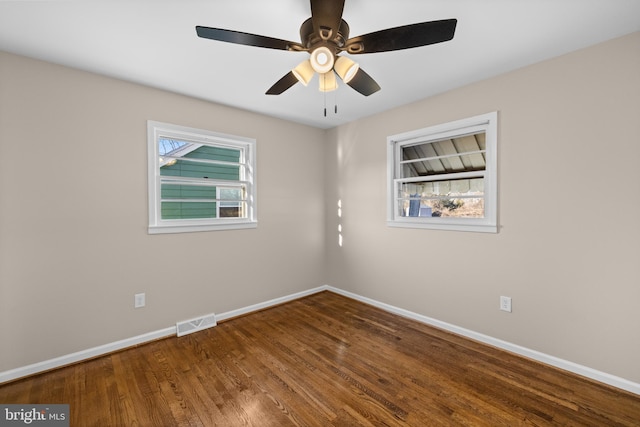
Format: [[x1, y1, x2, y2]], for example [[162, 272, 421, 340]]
[[2, 284, 638, 396], [215, 286, 328, 322], [325, 286, 640, 396], [387, 112, 498, 233], [387, 220, 497, 233], [0, 327, 175, 384], [148, 221, 257, 234], [147, 120, 257, 234], [0, 286, 327, 384]]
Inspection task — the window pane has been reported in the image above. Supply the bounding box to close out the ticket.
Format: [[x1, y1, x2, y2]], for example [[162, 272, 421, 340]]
[[159, 138, 240, 162], [160, 183, 248, 220], [160, 159, 240, 181], [219, 187, 244, 218], [161, 184, 216, 200], [149, 121, 257, 233], [161, 183, 217, 220], [219, 204, 244, 218], [162, 201, 216, 219], [183, 145, 240, 163], [158, 138, 188, 156], [401, 133, 486, 177], [158, 139, 241, 181], [219, 187, 242, 202], [398, 177, 485, 218]]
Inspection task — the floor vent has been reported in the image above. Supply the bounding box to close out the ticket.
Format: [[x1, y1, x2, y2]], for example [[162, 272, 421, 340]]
[[176, 313, 217, 337]]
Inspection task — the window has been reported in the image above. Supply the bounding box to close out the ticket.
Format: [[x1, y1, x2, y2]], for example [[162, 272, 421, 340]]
[[148, 121, 256, 234], [387, 112, 497, 233]]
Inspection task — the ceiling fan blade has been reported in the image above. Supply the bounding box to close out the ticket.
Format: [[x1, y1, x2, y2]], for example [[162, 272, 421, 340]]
[[347, 68, 380, 96], [266, 71, 299, 95], [196, 26, 305, 51], [310, 0, 345, 40], [344, 19, 457, 54]]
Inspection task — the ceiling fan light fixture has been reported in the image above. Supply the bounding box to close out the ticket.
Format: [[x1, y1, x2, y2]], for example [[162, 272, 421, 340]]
[[319, 71, 338, 92], [334, 56, 359, 83], [196, 4, 457, 98], [292, 60, 314, 86], [309, 46, 335, 74]]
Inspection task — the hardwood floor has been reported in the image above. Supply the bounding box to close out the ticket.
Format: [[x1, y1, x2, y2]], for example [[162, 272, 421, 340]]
[[1, 291, 639, 426]]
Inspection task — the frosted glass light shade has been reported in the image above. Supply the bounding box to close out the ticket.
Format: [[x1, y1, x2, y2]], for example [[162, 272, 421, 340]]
[[292, 60, 314, 86], [310, 46, 335, 74], [319, 71, 338, 92], [334, 56, 359, 83]]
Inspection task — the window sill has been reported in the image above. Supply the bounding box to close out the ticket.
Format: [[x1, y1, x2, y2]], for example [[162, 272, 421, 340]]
[[149, 221, 257, 234], [387, 220, 497, 233]]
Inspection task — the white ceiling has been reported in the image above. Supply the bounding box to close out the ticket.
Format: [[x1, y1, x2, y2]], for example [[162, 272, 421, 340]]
[[1, 1, 639, 129]]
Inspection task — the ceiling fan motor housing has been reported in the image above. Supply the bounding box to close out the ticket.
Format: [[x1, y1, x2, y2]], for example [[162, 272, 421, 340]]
[[299, 18, 350, 55]]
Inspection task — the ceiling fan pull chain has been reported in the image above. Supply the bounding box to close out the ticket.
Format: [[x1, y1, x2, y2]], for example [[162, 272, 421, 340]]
[[324, 75, 327, 117]]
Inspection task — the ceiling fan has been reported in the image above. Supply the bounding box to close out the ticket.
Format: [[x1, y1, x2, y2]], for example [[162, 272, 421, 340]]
[[196, 0, 457, 96]]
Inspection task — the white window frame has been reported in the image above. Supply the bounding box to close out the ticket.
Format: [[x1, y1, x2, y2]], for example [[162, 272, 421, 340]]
[[387, 112, 498, 233], [147, 120, 257, 234]]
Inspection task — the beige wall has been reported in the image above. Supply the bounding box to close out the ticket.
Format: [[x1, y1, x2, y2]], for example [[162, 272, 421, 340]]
[[1, 32, 639, 385], [325, 32, 640, 383], [0, 52, 326, 371]]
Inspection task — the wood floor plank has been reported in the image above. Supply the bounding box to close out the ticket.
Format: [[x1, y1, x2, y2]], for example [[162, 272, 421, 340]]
[[1, 291, 639, 426]]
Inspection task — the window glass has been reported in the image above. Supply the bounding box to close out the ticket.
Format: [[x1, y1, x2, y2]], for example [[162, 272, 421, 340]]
[[387, 112, 497, 233], [148, 121, 256, 234], [398, 177, 485, 218]]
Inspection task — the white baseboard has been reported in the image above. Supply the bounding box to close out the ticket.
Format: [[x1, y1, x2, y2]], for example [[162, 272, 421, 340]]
[[215, 286, 328, 322], [2, 284, 639, 396], [326, 286, 640, 396], [0, 286, 328, 384], [0, 327, 176, 384]]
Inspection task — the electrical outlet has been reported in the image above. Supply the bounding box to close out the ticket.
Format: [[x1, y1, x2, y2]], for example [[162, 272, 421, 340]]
[[500, 296, 512, 312], [134, 293, 146, 308]]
